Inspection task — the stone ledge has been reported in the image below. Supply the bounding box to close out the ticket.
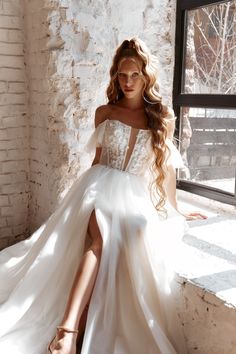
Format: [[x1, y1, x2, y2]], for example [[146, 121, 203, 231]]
[[176, 190, 236, 354]]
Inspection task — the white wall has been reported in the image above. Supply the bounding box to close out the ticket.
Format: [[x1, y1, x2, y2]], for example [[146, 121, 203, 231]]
[[0, 0, 29, 248]]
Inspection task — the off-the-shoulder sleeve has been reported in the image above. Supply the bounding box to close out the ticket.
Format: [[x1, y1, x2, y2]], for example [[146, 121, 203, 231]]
[[85, 119, 107, 153], [165, 138, 184, 169]]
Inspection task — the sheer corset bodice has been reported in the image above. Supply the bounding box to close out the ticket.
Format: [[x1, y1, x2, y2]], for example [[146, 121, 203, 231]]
[[98, 119, 153, 176]]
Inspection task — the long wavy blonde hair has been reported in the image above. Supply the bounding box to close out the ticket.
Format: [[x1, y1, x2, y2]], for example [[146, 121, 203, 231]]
[[106, 37, 172, 212]]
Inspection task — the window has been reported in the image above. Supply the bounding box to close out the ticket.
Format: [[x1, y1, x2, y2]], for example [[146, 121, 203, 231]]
[[173, 0, 236, 206]]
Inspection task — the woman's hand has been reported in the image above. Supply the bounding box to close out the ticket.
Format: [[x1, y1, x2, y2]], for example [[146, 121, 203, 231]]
[[178, 210, 208, 221]]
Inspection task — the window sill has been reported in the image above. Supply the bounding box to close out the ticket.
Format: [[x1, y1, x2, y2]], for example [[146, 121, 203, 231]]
[[176, 190, 236, 353], [177, 189, 236, 306]]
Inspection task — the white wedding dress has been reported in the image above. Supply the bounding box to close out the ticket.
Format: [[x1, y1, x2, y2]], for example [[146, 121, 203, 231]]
[[0, 118, 187, 354]]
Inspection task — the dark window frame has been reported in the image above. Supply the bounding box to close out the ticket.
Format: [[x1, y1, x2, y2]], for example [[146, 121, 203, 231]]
[[173, 0, 236, 206]]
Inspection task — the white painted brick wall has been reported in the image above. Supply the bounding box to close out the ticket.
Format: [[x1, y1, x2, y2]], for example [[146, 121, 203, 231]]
[[0, 0, 29, 249]]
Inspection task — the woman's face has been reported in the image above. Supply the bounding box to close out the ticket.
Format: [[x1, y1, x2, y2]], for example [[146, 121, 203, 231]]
[[117, 58, 144, 99]]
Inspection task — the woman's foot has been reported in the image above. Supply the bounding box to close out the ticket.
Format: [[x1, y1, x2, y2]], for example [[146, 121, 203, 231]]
[[48, 326, 79, 354]]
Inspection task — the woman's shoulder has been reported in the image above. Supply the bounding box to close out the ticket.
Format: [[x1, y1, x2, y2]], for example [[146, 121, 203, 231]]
[[95, 104, 114, 127]]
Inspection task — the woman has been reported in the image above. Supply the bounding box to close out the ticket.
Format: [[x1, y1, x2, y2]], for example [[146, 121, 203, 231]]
[[0, 38, 204, 354]]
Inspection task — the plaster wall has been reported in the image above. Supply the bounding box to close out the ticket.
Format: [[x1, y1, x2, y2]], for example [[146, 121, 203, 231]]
[[179, 281, 236, 354]]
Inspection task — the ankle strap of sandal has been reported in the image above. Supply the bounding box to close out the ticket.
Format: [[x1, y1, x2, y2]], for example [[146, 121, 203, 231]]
[[57, 326, 79, 334]]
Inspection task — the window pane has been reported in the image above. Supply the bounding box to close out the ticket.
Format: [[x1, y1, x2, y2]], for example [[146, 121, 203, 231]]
[[183, 1, 236, 94], [178, 107, 236, 194]]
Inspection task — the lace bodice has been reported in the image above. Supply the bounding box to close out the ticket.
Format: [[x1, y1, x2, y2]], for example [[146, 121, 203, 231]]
[[86, 118, 184, 177], [95, 119, 153, 176]]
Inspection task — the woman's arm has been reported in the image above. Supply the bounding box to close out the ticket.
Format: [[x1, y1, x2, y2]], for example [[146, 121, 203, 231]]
[[164, 163, 178, 211], [90, 105, 109, 166], [91, 147, 102, 166], [164, 164, 207, 220], [165, 108, 207, 220]]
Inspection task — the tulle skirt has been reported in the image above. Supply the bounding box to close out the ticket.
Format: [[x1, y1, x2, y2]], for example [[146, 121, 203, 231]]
[[0, 164, 187, 354]]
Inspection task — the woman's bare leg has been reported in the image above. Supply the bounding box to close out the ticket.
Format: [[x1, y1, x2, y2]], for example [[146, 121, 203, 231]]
[[49, 210, 102, 353]]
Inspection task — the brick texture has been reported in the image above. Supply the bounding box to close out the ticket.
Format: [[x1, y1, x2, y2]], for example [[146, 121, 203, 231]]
[[0, 0, 29, 247]]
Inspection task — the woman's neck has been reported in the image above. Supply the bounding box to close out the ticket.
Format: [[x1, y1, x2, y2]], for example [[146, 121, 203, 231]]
[[119, 97, 144, 110]]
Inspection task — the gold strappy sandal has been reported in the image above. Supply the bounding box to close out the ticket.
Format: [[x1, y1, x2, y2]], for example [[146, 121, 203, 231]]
[[47, 326, 79, 353]]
